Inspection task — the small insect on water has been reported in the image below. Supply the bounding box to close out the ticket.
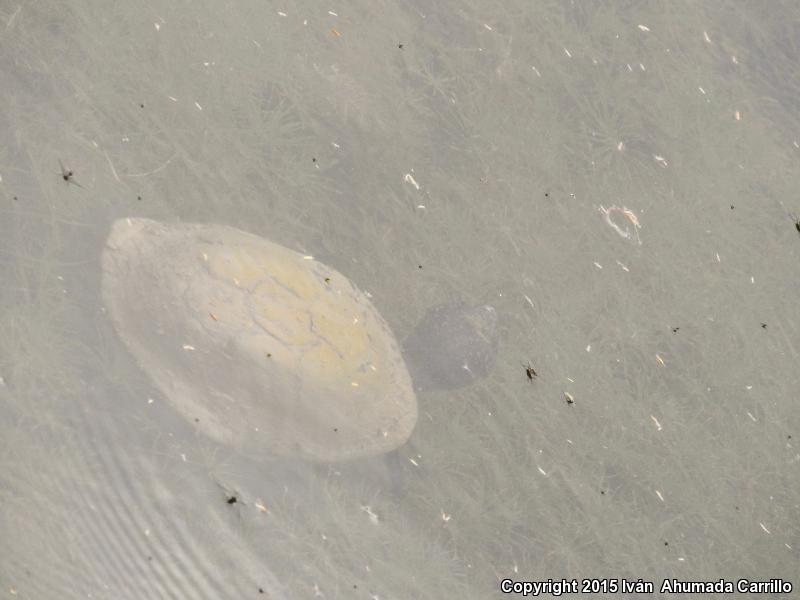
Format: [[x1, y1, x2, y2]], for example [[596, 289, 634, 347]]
[[59, 160, 84, 188], [791, 213, 800, 234], [522, 361, 537, 381]]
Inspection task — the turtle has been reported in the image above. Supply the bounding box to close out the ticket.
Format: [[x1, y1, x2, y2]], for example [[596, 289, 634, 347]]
[[101, 218, 498, 464]]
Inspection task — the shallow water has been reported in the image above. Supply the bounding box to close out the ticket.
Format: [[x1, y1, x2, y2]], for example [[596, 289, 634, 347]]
[[2, 1, 800, 598]]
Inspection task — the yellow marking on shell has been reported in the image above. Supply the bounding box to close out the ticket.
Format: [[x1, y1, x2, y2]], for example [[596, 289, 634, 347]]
[[204, 243, 318, 296], [204, 240, 387, 391], [302, 299, 387, 391]]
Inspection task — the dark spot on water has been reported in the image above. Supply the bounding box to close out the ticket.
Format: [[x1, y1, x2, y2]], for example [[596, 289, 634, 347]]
[[523, 361, 537, 381]]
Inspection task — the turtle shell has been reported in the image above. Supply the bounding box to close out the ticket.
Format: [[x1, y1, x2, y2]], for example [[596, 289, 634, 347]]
[[101, 218, 418, 462]]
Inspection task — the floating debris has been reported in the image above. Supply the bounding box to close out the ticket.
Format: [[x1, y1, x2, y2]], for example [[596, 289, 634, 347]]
[[598, 205, 643, 245]]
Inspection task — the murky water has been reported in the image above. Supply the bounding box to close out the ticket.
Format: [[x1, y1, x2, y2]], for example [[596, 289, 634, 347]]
[[2, 1, 799, 598]]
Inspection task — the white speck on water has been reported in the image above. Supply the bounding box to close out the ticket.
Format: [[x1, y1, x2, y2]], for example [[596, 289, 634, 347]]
[[404, 173, 420, 190], [360, 505, 379, 525]]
